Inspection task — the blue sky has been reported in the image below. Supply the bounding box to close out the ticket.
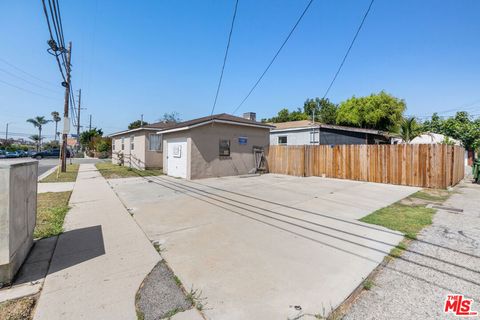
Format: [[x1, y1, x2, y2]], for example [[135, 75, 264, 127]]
[[0, 0, 479, 138]]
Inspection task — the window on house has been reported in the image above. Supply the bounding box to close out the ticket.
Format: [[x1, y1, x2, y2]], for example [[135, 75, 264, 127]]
[[219, 139, 230, 156], [278, 136, 287, 145], [148, 134, 162, 151], [121, 137, 125, 150], [112, 139, 115, 151], [130, 135, 134, 150]]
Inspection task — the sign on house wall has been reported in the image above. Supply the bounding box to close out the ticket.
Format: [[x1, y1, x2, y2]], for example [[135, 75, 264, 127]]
[[238, 137, 248, 145]]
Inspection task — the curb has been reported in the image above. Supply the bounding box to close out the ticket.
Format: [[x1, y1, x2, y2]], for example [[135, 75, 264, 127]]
[[38, 165, 58, 182]]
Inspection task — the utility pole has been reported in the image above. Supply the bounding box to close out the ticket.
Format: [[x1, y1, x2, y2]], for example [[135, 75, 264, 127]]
[[89, 114, 92, 131], [60, 41, 72, 173], [141, 114, 144, 127], [5, 123, 9, 143], [77, 89, 81, 150]]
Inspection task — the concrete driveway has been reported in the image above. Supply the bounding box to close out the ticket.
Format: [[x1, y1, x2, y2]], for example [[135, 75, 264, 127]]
[[109, 174, 419, 319]]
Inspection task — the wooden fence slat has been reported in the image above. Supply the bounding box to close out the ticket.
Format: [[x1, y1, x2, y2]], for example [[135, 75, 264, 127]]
[[267, 144, 465, 188]]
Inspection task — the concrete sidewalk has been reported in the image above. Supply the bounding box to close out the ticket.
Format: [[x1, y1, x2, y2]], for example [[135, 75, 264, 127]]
[[34, 164, 160, 320], [37, 182, 75, 193]]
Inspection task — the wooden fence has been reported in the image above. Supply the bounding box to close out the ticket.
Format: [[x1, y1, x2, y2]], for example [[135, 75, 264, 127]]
[[267, 144, 465, 188]]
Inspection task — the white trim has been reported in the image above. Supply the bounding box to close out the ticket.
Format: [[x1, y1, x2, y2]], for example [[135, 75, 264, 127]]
[[157, 119, 272, 134], [108, 127, 159, 137], [271, 126, 318, 133]]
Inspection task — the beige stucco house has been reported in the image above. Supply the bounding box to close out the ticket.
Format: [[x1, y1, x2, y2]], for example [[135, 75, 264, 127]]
[[109, 113, 272, 179], [110, 122, 174, 169], [161, 113, 272, 179]]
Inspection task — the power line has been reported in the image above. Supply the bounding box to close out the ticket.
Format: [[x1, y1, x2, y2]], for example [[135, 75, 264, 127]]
[[0, 67, 62, 94], [210, 0, 239, 116], [232, 0, 315, 114], [0, 58, 58, 87], [40, 0, 66, 82], [0, 78, 58, 100], [322, 0, 375, 99]]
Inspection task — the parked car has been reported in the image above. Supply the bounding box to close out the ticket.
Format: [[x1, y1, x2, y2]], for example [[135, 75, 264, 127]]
[[0, 150, 5, 158], [5, 151, 21, 158], [17, 150, 28, 157], [31, 149, 71, 159]]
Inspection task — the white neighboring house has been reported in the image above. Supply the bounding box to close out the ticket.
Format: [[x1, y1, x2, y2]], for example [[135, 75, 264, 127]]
[[410, 133, 461, 145]]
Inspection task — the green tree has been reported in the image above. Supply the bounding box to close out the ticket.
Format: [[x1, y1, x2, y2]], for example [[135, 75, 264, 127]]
[[51, 111, 61, 141], [128, 120, 149, 130], [399, 117, 422, 143], [29, 135, 41, 152], [161, 112, 181, 123], [303, 98, 338, 124], [79, 128, 103, 151], [264, 108, 308, 123], [336, 91, 406, 131], [26, 116, 51, 150], [440, 112, 480, 150]]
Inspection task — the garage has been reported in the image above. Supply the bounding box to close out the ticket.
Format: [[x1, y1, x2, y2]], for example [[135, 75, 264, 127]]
[[160, 113, 272, 180]]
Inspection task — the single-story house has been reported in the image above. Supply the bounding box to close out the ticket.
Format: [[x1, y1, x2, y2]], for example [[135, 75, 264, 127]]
[[269, 120, 391, 146], [161, 113, 272, 179], [109, 122, 175, 169]]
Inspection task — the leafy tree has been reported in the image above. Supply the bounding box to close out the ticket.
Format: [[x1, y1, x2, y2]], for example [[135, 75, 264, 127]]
[[95, 137, 112, 153], [80, 128, 103, 151], [26, 116, 51, 150], [399, 117, 422, 143], [264, 108, 308, 123], [161, 112, 181, 123], [43, 140, 60, 150], [336, 91, 406, 131], [438, 112, 480, 150], [303, 98, 338, 124], [422, 112, 442, 132], [29, 135, 41, 151], [128, 120, 149, 130], [51, 111, 61, 141]]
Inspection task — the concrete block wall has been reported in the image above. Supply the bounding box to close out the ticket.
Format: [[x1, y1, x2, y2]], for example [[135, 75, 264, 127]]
[[0, 160, 38, 285]]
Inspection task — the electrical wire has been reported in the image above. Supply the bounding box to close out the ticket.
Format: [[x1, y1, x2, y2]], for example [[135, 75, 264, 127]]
[[232, 0, 315, 114], [210, 0, 239, 116], [0, 58, 58, 87], [40, 0, 66, 82], [322, 0, 375, 99], [0, 78, 58, 100], [0, 67, 62, 94]]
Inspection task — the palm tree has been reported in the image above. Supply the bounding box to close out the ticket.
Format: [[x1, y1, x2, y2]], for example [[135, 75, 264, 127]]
[[29, 135, 41, 152], [51, 111, 61, 142], [26, 116, 51, 151], [399, 116, 422, 143]]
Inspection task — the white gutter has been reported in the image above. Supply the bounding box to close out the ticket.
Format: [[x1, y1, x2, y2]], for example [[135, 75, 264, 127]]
[[270, 126, 319, 133]]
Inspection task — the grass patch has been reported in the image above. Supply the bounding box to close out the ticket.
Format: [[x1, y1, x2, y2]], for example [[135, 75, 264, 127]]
[[360, 203, 435, 240], [363, 279, 374, 291], [40, 164, 79, 183], [0, 296, 36, 320], [95, 162, 163, 179], [34, 191, 71, 239], [409, 190, 450, 202]]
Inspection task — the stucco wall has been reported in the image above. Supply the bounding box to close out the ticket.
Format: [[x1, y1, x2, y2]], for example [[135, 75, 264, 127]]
[[111, 130, 163, 169], [188, 123, 269, 179]]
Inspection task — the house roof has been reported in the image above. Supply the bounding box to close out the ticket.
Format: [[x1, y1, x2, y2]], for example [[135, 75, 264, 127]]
[[108, 121, 176, 137], [269, 120, 390, 136], [158, 113, 273, 134]]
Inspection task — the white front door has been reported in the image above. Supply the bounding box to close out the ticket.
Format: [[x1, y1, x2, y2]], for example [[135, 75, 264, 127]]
[[167, 138, 188, 178]]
